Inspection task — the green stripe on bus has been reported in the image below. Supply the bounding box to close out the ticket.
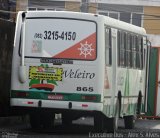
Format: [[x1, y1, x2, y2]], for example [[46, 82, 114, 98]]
[[11, 90, 101, 103]]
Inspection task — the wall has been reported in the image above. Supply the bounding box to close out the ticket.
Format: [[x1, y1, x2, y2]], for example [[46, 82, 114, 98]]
[[65, 1, 97, 13], [90, 0, 160, 6], [65, 1, 80, 12], [143, 6, 160, 35], [16, 0, 28, 11], [0, 0, 10, 19], [88, 3, 97, 13]]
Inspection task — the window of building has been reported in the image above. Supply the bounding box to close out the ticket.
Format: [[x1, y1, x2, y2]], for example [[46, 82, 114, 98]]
[[120, 12, 131, 23], [109, 12, 119, 19], [28, 0, 65, 10], [132, 13, 142, 27], [98, 4, 143, 27], [105, 27, 112, 65], [99, 11, 109, 16], [99, 11, 120, 20]]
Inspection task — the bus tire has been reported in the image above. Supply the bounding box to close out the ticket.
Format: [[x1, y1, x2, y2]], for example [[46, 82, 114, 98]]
[[124, 115, 135, 129], [29, 111, 55, 129], [118, 91, 122, 117], [137, 91, 142, 115], [62, 113, 72, 125], [105, 99, 120, 132], [41, 112, 55, 129], [29, 113, 41, 129], [94, 112, 104, 132]]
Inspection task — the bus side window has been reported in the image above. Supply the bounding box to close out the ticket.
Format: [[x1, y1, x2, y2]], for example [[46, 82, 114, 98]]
[[126, 33, 132, 68], [118, 31, 126, 67], [132, 35, 137, 69], [105, 28, 112, 65], [134, 36, 143, 69], [137, 36, 143, 69], [136, 36, 140, 69], [117, 31, 120, 66], [141, 37, 144, 69], [143, 37, 147, 68]]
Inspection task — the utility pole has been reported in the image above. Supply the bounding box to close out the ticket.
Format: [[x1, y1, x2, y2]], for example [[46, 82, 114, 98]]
[[80, 0, 89, 13]]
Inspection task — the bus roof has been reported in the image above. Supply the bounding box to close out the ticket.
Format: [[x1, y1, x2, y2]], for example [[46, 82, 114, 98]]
[[102, 15, 146, 36], [23, 10, 146, 36]]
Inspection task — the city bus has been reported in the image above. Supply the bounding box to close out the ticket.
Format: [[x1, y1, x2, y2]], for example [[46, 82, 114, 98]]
[[10, 11, 149, 132]]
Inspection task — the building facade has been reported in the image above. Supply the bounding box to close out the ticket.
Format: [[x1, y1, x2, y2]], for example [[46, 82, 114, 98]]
[[14, 0, 160, 35]]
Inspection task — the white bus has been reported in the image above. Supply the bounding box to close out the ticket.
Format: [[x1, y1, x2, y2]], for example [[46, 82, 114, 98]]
[[10, 11, 149, 132]]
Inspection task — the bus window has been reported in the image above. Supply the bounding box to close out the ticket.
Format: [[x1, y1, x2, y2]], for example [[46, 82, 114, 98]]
[[126, 33, 132, 68], [118, 31, 126, 67], [117, 31, 120, 66], [132, 35, 137, 68], [105, 27, 112, 65], [136, 36, 140, 69], [139, 37, 143, 69], [135, 36, 143, 69], [24, 19, 97, 61], [143, 37, 147, 68]]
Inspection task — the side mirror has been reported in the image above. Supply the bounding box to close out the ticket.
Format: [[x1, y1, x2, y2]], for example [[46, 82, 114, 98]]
[[18, 65, 27, 83]]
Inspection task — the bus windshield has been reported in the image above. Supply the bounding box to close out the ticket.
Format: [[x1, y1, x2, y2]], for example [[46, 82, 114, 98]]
[[24, 18, 97, 60]]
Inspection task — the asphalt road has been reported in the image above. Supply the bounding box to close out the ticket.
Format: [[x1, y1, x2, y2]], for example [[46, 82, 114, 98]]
[[0, 117, 160, 138]]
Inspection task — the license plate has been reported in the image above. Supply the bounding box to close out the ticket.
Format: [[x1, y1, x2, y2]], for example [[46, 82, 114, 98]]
[[48, 95, 63, 100]]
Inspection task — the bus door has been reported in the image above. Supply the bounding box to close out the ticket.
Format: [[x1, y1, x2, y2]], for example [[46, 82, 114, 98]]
[[110, 28, 118, 113], [144, 38, 151, 113]]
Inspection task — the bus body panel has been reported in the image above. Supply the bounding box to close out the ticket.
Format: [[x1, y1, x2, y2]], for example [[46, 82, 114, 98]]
[[11, 11, 147, 119], [11, 11, 104, 112]]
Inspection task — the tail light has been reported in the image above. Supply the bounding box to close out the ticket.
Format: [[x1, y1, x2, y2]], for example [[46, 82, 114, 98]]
[[81, 95, 97, 101], [16, 92, 28, 97]]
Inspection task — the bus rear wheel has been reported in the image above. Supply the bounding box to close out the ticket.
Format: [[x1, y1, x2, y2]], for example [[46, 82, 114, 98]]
[[62, 113, 72, 125], [137, 91, 142, 115], [124, 115, 135, 129], [94, 112, 104, 132], [29, 111, 55, 129], [105, 99, 120, 132], [29, 112, 41, 129], [41, 112, 55, 129], [94, 99, 120, 133]]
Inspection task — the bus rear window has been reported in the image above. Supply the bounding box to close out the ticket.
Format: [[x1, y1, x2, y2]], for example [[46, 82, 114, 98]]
[[24, 18, 97, 61]]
